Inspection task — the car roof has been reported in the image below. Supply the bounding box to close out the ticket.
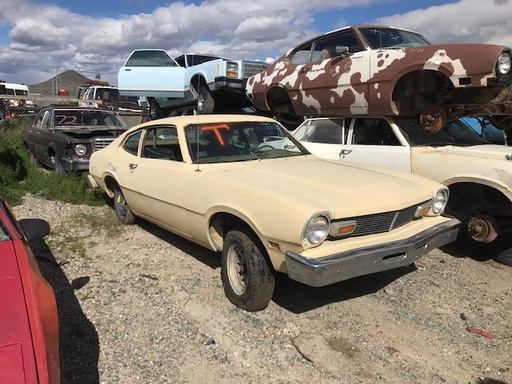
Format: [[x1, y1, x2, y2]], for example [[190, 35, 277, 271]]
[[40, 106, 119, 113], [126, 114, 280, 132]]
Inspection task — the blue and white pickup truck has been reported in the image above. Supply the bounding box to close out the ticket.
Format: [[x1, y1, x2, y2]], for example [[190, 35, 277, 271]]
[[118, 50, 269, 119]]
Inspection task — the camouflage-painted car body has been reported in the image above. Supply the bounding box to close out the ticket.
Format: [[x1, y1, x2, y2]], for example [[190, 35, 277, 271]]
[[246, 25, 512, 128]]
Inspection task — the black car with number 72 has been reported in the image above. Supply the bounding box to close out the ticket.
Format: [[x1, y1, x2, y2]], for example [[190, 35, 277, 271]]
[[21, 106, 128, 174]]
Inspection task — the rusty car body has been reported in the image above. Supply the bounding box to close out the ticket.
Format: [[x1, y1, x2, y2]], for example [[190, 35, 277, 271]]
[[293, 115, 512, 265], [246, 25, 512, 130], [88, 114, 459, 311], [0, 193, 60, 383]]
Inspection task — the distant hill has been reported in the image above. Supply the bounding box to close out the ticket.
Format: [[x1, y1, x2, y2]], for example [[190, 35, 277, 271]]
[[29, 70, 106, 97]]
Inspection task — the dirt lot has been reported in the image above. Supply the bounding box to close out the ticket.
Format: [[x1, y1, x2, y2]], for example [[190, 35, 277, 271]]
[[14, 194, 511, 384]]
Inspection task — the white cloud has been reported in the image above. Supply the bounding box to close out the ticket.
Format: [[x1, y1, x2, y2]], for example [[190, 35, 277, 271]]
[[0, 0, 511, 86], [377, 0, 512, 45]]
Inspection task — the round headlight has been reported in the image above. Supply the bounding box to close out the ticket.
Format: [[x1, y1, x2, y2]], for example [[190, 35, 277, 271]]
[[302, 214, 330, 248], [74, 144, 87, 156], [432, 188, 449, 215], [497, 52, 511, 75]]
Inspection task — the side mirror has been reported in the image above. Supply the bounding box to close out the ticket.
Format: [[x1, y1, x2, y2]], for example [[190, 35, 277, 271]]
[[19, 218, 50, 241], [335, 46, 351, 56]]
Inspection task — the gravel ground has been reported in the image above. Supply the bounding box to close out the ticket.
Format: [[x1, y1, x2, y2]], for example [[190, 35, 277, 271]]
[[14, 194, 512, 384]]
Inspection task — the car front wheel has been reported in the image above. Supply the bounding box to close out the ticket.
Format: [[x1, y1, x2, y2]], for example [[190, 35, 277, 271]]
[[113, 186, 136, 224], [197, 84, 215, 114], [149, 98, 164, 120], [51, 154, 65, 175], [221, 230, 275, 311]]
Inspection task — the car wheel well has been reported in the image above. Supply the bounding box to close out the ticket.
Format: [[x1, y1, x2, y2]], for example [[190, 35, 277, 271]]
[[47, 147, 56, 157], [209, 213, 265, 253], [190, 75, 207, 92], [104, 176, 118, 199], [266, 87, 291, 111], [445, 182, 512, 218], [265, 87, 304, 128], [392, 70, 453, 117]]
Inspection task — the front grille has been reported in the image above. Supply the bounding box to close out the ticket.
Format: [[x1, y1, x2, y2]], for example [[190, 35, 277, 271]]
[[93, 137, 115, 151], [243, 63, 269, 79], [332, 202, 425, 238]]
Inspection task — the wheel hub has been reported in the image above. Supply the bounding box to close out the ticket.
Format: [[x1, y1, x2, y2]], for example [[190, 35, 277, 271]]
[[468, 215, 498, 243], [420, 105, 447, 132]]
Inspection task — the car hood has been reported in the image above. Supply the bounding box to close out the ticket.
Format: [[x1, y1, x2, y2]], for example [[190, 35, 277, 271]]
[[413, 144, 512, 161], [208, 156, 438, 218], [51, 127, 126, 136]]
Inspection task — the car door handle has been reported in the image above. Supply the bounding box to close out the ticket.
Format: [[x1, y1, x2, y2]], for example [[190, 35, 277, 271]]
[[340, 149, 352, 156], [129, 163, 138, 170]]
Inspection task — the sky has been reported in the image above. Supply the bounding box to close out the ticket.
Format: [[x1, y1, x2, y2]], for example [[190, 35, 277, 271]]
[[0, 0, 511, 88]]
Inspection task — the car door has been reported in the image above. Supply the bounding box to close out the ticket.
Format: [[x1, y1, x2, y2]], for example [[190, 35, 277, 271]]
[[120, 125, 191, 236], [290, 30, 370, 115], [118, 50, 187, 99], [24, 110, 52, 164], [339, 117, 412, 172]]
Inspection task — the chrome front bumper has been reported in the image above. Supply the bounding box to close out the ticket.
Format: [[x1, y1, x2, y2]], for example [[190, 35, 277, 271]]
[[285, 218, 460, 287], [61, 157, 89, 172]]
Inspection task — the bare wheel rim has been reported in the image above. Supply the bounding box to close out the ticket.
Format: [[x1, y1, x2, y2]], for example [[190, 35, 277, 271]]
[[197, 88, 207, 113], [226, 244, 247, 296]]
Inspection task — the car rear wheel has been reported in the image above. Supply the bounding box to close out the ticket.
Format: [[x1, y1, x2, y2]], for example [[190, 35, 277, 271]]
[[221, 229, 275, 311], [113, 186, 136, 224]]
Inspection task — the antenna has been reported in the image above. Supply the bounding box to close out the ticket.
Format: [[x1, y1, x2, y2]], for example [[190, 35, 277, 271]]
[[195, 75, 201, 172]]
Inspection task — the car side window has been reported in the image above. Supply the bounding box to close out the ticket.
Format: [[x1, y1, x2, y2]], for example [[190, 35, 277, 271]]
[[34, 112, 45, 128], [141, 126, 183, 162], [311, 31, 364, 62], [41, 111, 51, 129], [307, 119, 344, 144], [123, 131, 142, 156], [289, 42, 313, 65], [352, 118, 401, 146]]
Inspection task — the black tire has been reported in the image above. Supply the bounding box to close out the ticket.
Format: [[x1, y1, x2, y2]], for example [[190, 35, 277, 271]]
[[149, 98, 164, 120], [113, 186, 136, 224], [221, 230, 275, 311], [52, 154, 65, 175], [485, 236, 512, 266], [197, 84, 215, 114]]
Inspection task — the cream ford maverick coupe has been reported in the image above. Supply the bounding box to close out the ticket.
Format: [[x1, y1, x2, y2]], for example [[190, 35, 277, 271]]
[[88, 114, 460, 311]]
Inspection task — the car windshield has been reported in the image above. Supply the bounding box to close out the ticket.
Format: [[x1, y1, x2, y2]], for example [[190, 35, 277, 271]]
[[53, 110, 127, 129], [185, 121, 309, 164], [395, 117, 491, 146], [360, 27, 431, 49]]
